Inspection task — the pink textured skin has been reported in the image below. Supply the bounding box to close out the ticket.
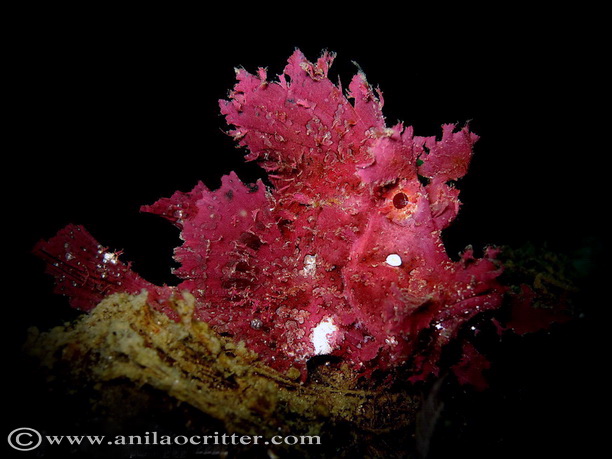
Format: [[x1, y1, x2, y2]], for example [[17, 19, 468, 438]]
[[35, 50, 508, 383]]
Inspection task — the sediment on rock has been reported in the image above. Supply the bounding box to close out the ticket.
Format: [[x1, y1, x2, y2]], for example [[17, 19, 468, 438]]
[[25, 291, 420, 443]]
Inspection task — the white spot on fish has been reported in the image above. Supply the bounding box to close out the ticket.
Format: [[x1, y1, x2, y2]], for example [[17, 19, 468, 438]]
[[103, 252, 119, 265], [301, 254, 317, 277], [311, 317, 337, 355], [385, 253, 402, 267]]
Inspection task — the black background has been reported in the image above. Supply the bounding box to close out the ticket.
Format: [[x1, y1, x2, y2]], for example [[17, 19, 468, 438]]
[[4, 8, 608, 458]]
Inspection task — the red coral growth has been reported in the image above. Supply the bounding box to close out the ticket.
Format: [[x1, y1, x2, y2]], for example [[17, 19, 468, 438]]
[[505, 285, 572, 335], [34, 50, 521, 385], [451, 341, 492, 392]]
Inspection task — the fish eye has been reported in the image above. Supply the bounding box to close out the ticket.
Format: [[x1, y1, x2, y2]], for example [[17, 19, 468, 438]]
[[392, 192, 409, 209]]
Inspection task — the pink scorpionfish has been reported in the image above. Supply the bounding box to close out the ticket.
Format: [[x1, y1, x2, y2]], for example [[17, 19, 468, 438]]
[[35, 50, 506, 384]]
